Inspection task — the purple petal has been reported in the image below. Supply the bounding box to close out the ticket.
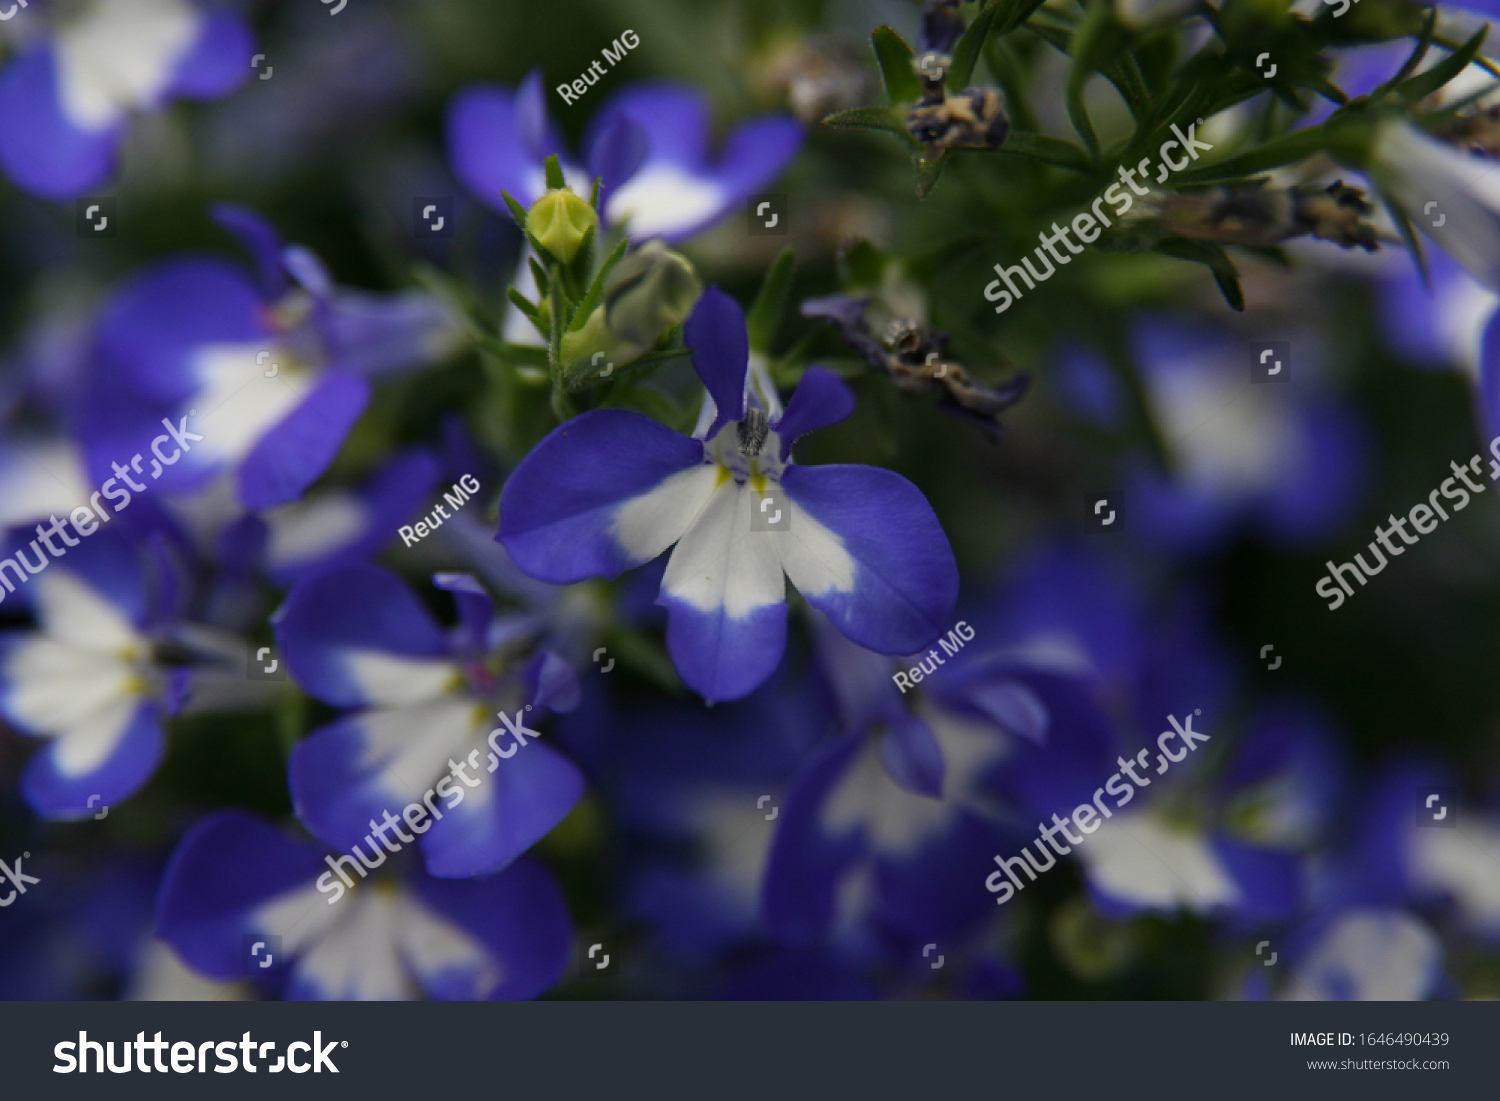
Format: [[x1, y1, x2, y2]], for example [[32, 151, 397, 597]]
[[761, 734, 867, 946], [21, 701, 165, 820], [407, 858, 573, 1000], [0, 49, 120, 199], [498, 409, 703, 584], [210, 203, 288, 300], [419, 738, 585, 877], [775, 367, 855, 460], [711, 115, 804, 203], [587, 111, 648, 199], [685, 287, 749, 435], [164, 11, 254, 100], [96, 258, 268, 405], [156, 811, 330, 980], [431, 573, 495, 656], [445, 84, 545, 210], [237, 369, 370, 510], [515, 69, 566, 163], [276, 564, 448, 708], [779, 464, 958, 654], [592, 82, 711, 169], [523, 650, 581, 714], [879, 711, 945, 798], [662, 598, 787, 704]]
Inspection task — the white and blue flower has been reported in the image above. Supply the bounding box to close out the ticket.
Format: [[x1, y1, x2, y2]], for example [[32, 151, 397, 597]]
[[277, 564, 584, 878], [0, 0, 252, 199], [0, 532, 177, 818], [498, 287, 960, 703], [156, 811, 571, 1000], [78, 204, 464, 511]]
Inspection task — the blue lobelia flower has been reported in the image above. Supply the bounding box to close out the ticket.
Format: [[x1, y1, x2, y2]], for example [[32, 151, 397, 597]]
[[447, 70, 802, 242], [157, 811, 572, 1000], [761, 613, 1030, 954], [0, 0, 252, 199], [78, 204, 464, 512], [982, 545, 1313, 923], [1081, 320, 1369, 554], [277, 564, 585, 879], [497, 287, 960, 703], [0, 531, 188, 819]]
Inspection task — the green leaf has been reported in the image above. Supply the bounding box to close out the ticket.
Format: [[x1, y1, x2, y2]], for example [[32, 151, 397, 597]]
[[548, 263, 564, 378], [948, 1, 1003, 90], [746, 246, 796, 353], [994, 0, 1052, 35], [1066, 78, 1100, 162], [544, 153, 566, 190], [1000, 130, 1094, 172], [1397, 25, 1486, 104], [501, 190, 530, 228], [1374, 7, 1437, 98], [1153, 237, 1244, 311], [474, 335, 550, 368], [529, 256, 550, 297], [1380, 190, 1429, 290], [822, 105, 915, 144], [872, 25, 920, 106], [569, 235, 630, 333], [506, 287, 543, 331], [914, 149, 948, 198], [1172, 122, 1328, 185], [840, 239, 885, 289], [589, 175, 601, 210]]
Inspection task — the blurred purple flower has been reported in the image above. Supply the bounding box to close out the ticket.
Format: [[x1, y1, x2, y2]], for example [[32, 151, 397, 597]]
[[157, 810, 572, 1000], [277, 564, 584, 878], [0, 0, 252, 199]]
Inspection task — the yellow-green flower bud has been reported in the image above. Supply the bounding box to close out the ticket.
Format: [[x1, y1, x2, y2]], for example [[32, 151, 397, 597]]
[[603, 240, 702, 347], [527, 188, 596, 264]]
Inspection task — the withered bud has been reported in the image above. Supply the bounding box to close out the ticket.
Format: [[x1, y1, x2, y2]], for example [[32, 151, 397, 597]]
[[906, 86, 1009, 159]]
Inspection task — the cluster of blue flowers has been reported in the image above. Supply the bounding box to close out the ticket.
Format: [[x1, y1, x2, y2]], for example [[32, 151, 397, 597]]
[[0, 0, 1499, 1004]]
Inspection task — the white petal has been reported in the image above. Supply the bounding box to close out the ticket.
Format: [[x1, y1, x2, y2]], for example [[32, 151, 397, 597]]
[[353, 697, 487, 799], [265, 492, 370, 569], [189, 344, 311, 466], [55, 0, 199, 131], [604, 164, 726, 239], [776, 496, 857, 599], [0, 439, 91, 530], [1378, 122, 1500, 289], [1079, 811, 1240, 912], [3, 637, 139, 734], [1285, 910, 1441, 1001], [291, 888, 416, 1000], [253, 880, 349, 959], [396, 891, 503, 998], [661, 479, 784, 618], [32, 567, 143, 653], [51, 694, 142, 776], [335, 650, 459, 709], [1409, 817, 1500, 934], [612, 462, 720, 563], [821, 739, 951, 857]]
